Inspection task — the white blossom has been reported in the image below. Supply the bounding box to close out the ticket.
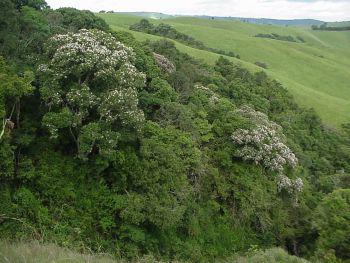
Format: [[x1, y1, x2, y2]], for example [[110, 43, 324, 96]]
[[232, 106, 302, 193], [194, 84, 220, 104], [40, 29, 146, 158], [232, 106, 298, 172], [153, 53, 175, 73]]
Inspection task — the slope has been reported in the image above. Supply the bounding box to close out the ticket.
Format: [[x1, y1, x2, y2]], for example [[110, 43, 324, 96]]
[[98, 13, 350, 126]]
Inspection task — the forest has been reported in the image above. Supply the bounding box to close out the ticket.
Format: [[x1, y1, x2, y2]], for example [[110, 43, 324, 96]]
[[0, 0, 350, 262]]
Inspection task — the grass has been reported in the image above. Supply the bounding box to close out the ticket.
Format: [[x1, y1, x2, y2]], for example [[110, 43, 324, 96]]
[[0, 241, 309, 263], [0, 240, 118, 263], [98, 13, 350, 126], [226, 248, 310, 263]]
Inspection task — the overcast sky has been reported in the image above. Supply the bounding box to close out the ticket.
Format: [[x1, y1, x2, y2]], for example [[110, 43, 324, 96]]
[[45, 0, 350, 22]]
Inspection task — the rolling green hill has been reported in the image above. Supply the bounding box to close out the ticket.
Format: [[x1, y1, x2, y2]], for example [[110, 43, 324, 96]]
[[98, 13, 350, 126]]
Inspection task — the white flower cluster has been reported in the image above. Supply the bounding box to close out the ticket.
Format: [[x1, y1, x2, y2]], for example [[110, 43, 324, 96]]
[[40, 29, 145, 125], [98, 87, 144, 126], [231, 106, 302, 193], [232, 125, 298, 172], [66, 84, 98, 110], [194, 84, 220, 103], [153, 53, 176, 73], [117, 62, 146, 88], [41, 29, 135, 82], [277, 174, 303, 194], [39, 29, 146, 158]]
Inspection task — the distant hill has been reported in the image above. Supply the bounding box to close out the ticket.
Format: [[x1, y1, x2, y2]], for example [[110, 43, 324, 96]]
[[196, 16, 324, 26], [112, 12, 325, 26], [116, 12, 174, 20]]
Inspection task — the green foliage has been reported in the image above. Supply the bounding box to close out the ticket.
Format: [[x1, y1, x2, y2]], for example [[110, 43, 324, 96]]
[[254, 61, 268, 69], [313, 189, 350, 260], [15, 0, 48, 10], [312, 23, 350, 31], [0, 57, 33, 141], [0, 0, 20, 57], [1, 4, 350, 263], [39, 29, 145, 159], [254, 33, 300, 43], [53, 7, 109, 32]]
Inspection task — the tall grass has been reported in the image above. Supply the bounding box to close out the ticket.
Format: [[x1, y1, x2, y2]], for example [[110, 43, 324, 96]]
[[0, 241, 309, 263], [0, 240, 118, 263], [226, 248, 310, 263]]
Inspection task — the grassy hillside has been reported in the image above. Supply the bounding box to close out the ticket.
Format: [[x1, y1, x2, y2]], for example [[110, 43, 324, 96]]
[[0, 241, 309, 263], [98, 13, 350, 126]]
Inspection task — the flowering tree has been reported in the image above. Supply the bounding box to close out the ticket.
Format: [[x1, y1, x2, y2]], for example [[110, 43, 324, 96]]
[[231, 106, 302, 193], [153, 52, 175, 73], [39, 29, 146, 159]]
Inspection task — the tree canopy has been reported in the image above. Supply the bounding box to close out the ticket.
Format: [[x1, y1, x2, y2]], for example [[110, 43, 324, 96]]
[[0, 2, 349, 262]]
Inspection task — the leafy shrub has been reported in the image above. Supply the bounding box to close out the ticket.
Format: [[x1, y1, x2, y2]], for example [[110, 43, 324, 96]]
[[254, 33, 299, 43], [255, 61, 268, 69]]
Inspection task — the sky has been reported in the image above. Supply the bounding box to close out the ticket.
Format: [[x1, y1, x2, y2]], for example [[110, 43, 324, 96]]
[[45, 0, 350, 22]]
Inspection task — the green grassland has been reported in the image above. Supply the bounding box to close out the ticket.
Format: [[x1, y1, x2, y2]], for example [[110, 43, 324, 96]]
[[98, 13, 350, 126]]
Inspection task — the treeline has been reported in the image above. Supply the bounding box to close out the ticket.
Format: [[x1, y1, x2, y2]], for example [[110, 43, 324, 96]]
[[0, 1, 350, 262], [254, 33, 305, 43], [312, 24, 350, 31], [130, 19, 241, 58]]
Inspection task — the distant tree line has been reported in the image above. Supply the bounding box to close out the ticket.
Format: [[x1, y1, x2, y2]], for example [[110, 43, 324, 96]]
[[254, 33, 305, 43], [312, 23, 350, 31], [99, 10, 115, 13], [129, 19, 241, 59]]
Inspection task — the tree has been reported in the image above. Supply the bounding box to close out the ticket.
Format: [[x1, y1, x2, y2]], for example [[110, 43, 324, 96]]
[[19, 6, 50, 56], [313, 189, 350, 260], [15, 0, 48, 10], [54, 8, 109, 31], [0, 57, 33, 141], [231, 106, 302, 194], [39, 29, 145, 159]]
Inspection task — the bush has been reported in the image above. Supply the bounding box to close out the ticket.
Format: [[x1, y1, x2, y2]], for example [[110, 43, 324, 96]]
[[254, 33, 299, 43], [255, 61, 268, 69]]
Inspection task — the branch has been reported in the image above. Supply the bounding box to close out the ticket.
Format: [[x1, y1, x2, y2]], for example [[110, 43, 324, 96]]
[[0, 118, 6, 140], [0, 103, 16, 141]]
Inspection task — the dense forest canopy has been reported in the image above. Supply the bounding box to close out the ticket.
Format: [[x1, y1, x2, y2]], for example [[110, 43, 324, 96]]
[[0, 1, 349, 262]]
